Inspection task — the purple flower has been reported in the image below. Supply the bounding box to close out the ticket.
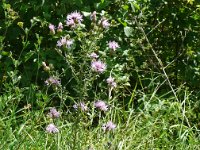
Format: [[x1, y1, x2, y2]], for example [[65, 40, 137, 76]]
[[56, 37, 73, 48], [57, 37, 67, 47], [73, 102, 87, 111], [89, 52, 99, 59], [106, 76, 117, 88], [91, 60, 106, 73], [102, 121, 116, 131], [99, 18, 110, 29], [48, 108, 60, 118], [108, 41, 119, 51], [66, 39, 74, 48], [57, 22, 63, 32], [66, 11, 83, 28], [94, 100, 108, 111], [45, 77, 61, 86], [49, 24, 55, 34], [106, 76, 114, 84], [73, 104, 78, 109], [80, 102, 87, 111], [46, 123, 59, 133], [90, 11, 97, 22]]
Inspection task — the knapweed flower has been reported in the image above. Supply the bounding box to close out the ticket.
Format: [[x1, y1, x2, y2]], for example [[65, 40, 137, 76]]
[[48, 108, 60, 118], [89, 52, 99, 59], [102, 121, 116, 131], [57, 37, 73, 48], [57, 37, 66, 47], [106, 76, 117, 88], [73, 102, 87, 111], [90, 11, 97, 22], [57, 22, 63, 32], [46, 123, 59, 133], [108, 41, 119, 51], [91, 60, 106, 73], [66, 39, 74, 48], [99, 18, 110, 29], [45, 77, 61, 86], [66, 11, 83, 28], [94, 100, 108, 111], [49, 24, 55, 34]]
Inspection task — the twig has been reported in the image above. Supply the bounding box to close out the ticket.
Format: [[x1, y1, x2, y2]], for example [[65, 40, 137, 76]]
[[134, 17, 179, 101]]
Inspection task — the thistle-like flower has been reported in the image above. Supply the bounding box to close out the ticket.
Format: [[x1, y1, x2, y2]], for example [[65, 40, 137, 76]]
[[94, 100, 108, 111], [49, 24, 55, 34], [89, 52, 99, 59], [73, 102, 88, 111], [102, 121, 116, 131], [90, 11, 97, 22], [46, 123, 59, 133], [48, 108, 60, 118], [66, 11, 83, 28], [99, 18, 110, 29], [106, 76, 117, 88], [45, 77, 61, 86], [57, 37, 73, 48], [108, 41, 119, 51], [57, 22, 63, 32], [91, 60, 106, 73]]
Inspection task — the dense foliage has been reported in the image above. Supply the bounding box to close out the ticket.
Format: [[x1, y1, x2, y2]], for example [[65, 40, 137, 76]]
[[0, 0, 200, 149]]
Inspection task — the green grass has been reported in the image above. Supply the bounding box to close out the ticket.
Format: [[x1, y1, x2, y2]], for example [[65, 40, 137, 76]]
[[0, 88, 199, 150]]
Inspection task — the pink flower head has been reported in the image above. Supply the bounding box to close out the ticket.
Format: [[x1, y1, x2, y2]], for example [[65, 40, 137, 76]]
[[79, 102, 87, 111], [48, 108, 60, 118], [99, 18, 110, 29], [102, 121, 116, 131], [46, 123, 59, 133], [73, 102, 87, 111], [90, 11, 97, 22], [66, 39, 74, 48], [94, 100, 108, 111], [57, 37, 66, 47], [45, 77, 61, 86], [106, 76, 114, 84], [49, 24, 55, 34], [66, 11, 83, 28], [57, 22, 63, 32], [57, 37, 73, 48], [108, 41, 119, 51], [106, 76, 117, 88], [74, 102, 88, 111], [91, 60, 106, 73], [89, 52, 99, 59]]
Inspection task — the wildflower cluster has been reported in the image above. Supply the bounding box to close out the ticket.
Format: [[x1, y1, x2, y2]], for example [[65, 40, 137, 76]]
[[49, 22, 63, 34], [45, 10, 120, 134], [46, 108, 60, 133]]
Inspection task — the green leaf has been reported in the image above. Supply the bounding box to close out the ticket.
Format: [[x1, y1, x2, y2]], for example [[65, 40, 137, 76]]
[[123, 5, 129, 10], [81, 11, 91, 17], [24, 51, 35, 62], [117, 18, 127, 27], [124, 26, 133, 37]]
